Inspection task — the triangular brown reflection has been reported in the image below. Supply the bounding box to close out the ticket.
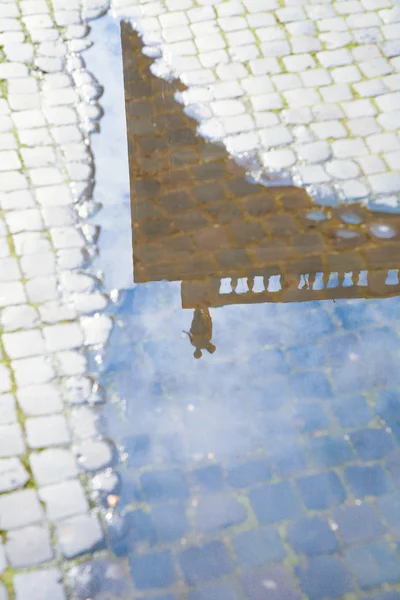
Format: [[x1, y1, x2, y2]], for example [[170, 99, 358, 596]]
[[121, 22, 400, 313]]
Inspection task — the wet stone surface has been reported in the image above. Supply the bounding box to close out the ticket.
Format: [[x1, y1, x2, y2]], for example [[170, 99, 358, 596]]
[[1, 0, 400, 598]]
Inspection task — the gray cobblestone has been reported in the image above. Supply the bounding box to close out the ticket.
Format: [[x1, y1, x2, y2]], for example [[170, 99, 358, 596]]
[[39, 479, 89, 520], [0, 395, 17, 425], [57, 513, 104, 559], [17, 383, 63, 416], [26, 415, 71, 449], [12, 356, 55, 387], [0, 489, 44, 530], [0, 458, 29, 492], [5, 525, 53, 568], [14, 569, 66, 600], [0, 424, 25, 458], [30, 448, 78, 486], [3, 330, 45, 360]]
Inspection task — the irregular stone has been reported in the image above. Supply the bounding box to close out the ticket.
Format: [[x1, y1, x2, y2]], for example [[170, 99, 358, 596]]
[[75, 439, 114, 472], [39, 479, 89, 520]]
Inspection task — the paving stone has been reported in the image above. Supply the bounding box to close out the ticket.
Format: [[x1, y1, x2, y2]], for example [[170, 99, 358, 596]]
[[0, 585, 5, 600], [0, 457, 29, 492], [227, 459, 271, 488], [14, 568, 66, 600], [57, 513, 105, 559], [345, 465, 390, 497], [26, 414, 71, 449], [192, 465, 224, 492], [377, 491, 400, 533], [346, 541, 400, 589], [308, 435, 354, 467], [296, 556, 354, 599], [74, 439, 114, 471], [0, 394, 17, 425], [350, 427, 395, 460], [297, 472, 346, 509], [6, 524, 53, 568], [194, 493, 247, 532], [233, 526, 285, 567], [0, 423, 25, 457], [39, 479, 89, 520], [12, 356, 55, 387], [30, 448, 78, 486], [3, 330, 45, 360], [250, 482, 302, 524], [334, 503, 385, 545], [0, 489, 44, 530], [141, 468, 189, 502], [180, 542, 233, 586], [288, 516, 339, 556], [66, 559, 135, 600], [242, 564, 302, 600], [43, 322, 84, 352], [151, 502, 188, 543]]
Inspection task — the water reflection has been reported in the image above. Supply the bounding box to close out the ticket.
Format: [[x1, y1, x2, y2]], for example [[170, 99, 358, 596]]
[[79, 19, 400, 600], [122, 22, 400, 360]]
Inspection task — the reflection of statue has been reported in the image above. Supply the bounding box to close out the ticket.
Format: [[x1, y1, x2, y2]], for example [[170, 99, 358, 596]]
[[185, 308, 216, 359]]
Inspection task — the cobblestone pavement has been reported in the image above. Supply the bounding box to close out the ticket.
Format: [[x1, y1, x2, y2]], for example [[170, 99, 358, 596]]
[[1, 0, 400, 599], [112, 0, 400, 207]]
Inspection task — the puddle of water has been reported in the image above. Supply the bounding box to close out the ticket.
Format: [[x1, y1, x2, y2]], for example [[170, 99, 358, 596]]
[[84, 16, 133, 292], [81, 17, 400, 600]]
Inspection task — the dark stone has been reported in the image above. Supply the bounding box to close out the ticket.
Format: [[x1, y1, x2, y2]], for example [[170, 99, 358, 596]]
[[242, 564, 302, 600], [189, 581, 241, 600], [294, 403, 330, 433], [226, 177, 260, 197], [345, 541, 400, 589], [167, 128, 196, 147], [194, 493, 247, 532], [296, 556, 353, 599], [151, 502, 188, 542], [250, 482, 302, 524], [192, 161, 226, 181], [227, 460, 271, 489], [192, 465, 223, 492], [193, 182, 225, 204], [179, 542, 233, 586], [158, 191, 196, 213], [296, 472, 346, 509], [130, 551, 176, 590], [344, 465, 390, 497], [233, 527, 286, 567], [288, 517, 339, 556], [333, 503, 384, 545], [377, 492, 400, 534], [350, 428, 395, 460], [124, 435, 151, 466], [308, 435, 354, 467], [331, 395, 372, 428], [140, 469, 189, 502]]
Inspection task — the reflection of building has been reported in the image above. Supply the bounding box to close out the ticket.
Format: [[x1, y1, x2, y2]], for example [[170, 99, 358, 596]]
[[122, 23, 400, 314]]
